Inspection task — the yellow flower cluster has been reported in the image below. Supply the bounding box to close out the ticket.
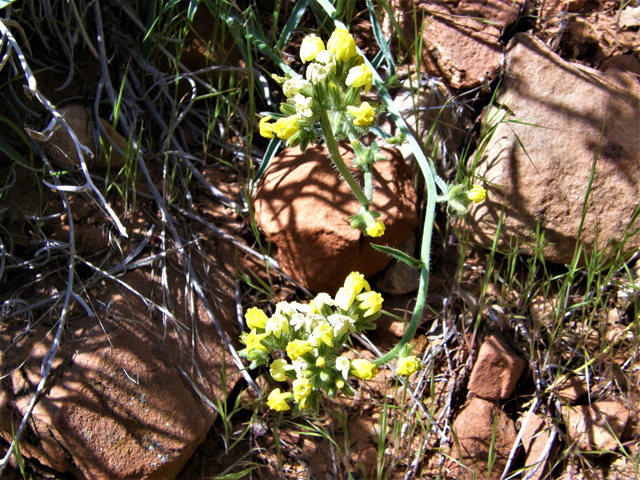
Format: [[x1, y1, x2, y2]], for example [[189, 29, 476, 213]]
[[239, 271, 385, 413], [258, 28, 378, 147]]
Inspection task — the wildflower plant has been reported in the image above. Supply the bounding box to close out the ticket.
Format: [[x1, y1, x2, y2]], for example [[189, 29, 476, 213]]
[[249, 24, 486, 414], [260, 28, 389, 238], [239, 272, 385, 413]]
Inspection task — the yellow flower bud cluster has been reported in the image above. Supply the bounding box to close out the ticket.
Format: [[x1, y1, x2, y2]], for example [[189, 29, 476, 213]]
[[258, 28, 379, 149], [238, 272, 385, 413]]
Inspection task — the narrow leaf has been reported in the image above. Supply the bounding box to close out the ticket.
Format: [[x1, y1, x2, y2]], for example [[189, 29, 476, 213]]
[[253, 137, 281, 186], [370, 244, 422, 268], [277, 0, 309, 51]]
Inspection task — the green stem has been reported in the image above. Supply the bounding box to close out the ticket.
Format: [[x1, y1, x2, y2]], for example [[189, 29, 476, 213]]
[[363, 167, 373, 203], [373, 165, 437, 367], [319, 111, 370, 210]]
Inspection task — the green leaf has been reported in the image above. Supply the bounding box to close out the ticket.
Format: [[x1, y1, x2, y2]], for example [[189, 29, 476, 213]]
[[253, 137, 281, 186], [370, 244, 422, 268], [186, 0, 198, 22]]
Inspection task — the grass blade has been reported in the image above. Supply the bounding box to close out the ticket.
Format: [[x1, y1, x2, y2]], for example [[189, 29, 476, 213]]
[[366, 0, 395, 76], [276, 0, 308, 51]]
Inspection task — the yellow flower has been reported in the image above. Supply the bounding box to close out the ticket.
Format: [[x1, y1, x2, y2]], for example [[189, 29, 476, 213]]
[[365, 219, 385, 237], [286, 339, 314, 361], [345, 65, 374, 93], [270, 359, 293, 382], [356, 290, 383, 317], [396, 356, 422, 376], [343, 271, 370, 295], [274, 115, 300, 141], [327, 28, 357, 62], [265, 314, 289, 339], [259, 116, 276, 138], [293, 378, 313, 402], [310, 323, 334, 347], [468, 184, 487, 204], [246, 307, 268, 330], [300, 34, 325, 63], [315, 357, 326, 368], [335, 287, 357, 311], [335, 379, 345, 389], [346, 102, 375, 126], [242, 329, 268, 354], [267, 388, 291, 411], [350, 359, 378, 380]]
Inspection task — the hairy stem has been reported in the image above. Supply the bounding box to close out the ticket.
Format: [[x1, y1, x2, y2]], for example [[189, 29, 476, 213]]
[[373, 163, 436, 367], [319, 111, 370, 210]]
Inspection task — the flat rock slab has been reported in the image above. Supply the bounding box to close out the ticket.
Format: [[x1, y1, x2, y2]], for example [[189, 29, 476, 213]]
[[563, 401, 630, 451], [555, 376, 589, 403], [468, 334, 526, 400], [254, 144, 419, 293], [452, 397, 518, 479], [468, 33, 640, 265], [0, 250, 240, 479], [386, 0, 522, 90]]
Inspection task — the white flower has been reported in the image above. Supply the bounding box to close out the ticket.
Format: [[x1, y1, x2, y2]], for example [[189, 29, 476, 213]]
[[335, 356, 351, 380], [314, 50, 336, 73], [275, 301, 293, 317], [290, 313, 324, 332], [282, 75, 311, 98], [313, 293, 335, 309], [328, 314, 356, 337], [294, 94, 313, 119], [306, 63, 330, 85], [265, 314, 289, 338], [278, 301, 308, 318], [292, 358, 309, 379]]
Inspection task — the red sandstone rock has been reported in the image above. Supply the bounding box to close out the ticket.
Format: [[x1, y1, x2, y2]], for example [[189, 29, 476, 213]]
[[253, 144, 419, 293], [452, 397, 518, 480], [555, 376, 589, 403], [383, 0, 522, 90], [468, 34, 640, 265], [563, 401, 630, 451], [600, 55, 640, 81], [468, 335, 526, 401], [0, 250, 240, 479]]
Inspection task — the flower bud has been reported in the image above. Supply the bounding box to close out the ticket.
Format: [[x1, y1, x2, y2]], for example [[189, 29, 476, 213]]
[[246, 307, 268, 329], [300, 34, 325, 63], [365, 219, 385, 237], [350, 359, 378, 380], [467, 184, 487, 204], [327, 28, 357, 62], [396, 356, 422, 376]]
